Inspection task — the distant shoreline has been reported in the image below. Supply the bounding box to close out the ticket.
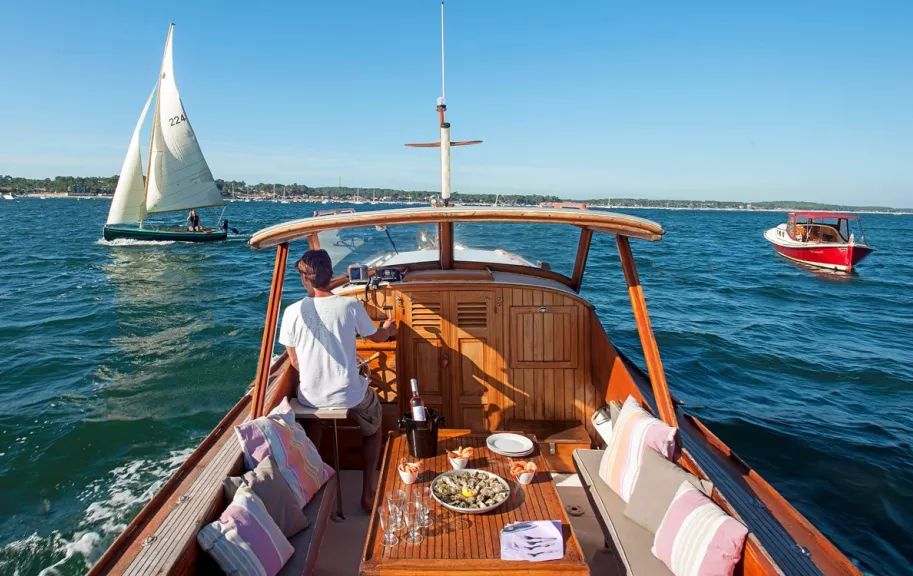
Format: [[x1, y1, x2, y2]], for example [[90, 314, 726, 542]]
[[5, 194, 911, 215]]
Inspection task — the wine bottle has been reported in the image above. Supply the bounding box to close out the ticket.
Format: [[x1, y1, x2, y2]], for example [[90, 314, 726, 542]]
[[409, 378, 427, 421]]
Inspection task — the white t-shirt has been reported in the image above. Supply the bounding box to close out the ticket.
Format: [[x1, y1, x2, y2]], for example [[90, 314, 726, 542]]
[[278, 295, 378, 409]]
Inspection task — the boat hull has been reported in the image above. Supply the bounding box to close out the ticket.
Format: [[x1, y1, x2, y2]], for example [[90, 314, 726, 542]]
[[764, 226, 872, 272], [103, 226, 227, 243]]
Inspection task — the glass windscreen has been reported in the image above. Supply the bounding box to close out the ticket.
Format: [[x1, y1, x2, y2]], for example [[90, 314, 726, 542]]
[[453, 222, 580, 277], [317, 224, 441, 275]]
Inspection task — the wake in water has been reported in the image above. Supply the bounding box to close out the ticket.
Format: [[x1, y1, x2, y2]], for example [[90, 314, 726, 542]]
[[96, 238, 176, 247], [0, 449, 192, 576]]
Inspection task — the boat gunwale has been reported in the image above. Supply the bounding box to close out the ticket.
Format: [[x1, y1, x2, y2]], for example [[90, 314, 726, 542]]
[[246, 206, 665, 251]]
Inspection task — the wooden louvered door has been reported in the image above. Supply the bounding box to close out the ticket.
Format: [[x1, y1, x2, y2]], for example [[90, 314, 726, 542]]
[[402, 292, 449, 422], [448, 291, 499, 432]]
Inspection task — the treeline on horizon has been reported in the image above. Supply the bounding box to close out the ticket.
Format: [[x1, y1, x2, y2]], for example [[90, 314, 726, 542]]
[[0, 174, 905, 212]]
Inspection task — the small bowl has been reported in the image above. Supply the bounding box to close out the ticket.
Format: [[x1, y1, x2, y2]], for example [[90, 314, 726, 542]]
[[449, 457, 468, 470], [515, 471, 535, 485], [398, 467, 418, 484]]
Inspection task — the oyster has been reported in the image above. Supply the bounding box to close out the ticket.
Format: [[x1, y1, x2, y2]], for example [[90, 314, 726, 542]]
[[432, 470, 509, 510]]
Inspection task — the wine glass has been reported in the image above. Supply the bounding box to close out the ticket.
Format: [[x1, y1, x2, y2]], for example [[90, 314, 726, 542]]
[[377, 506, 399, 547], [413, 487, 433, 528], [402, 501, 424, 545], [385, 489, 406, 531]]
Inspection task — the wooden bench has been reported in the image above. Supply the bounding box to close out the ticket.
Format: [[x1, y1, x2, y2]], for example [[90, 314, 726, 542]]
[[573, 449, 673, 575], [277, 480, 338, 576]]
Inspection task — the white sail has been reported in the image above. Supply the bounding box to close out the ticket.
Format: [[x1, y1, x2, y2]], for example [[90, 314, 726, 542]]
[[106, 86, 156, 225], [145, 25, 224, 215]]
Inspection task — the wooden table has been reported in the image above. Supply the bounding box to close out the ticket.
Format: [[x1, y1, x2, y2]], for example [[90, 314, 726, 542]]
[[360, 430, 590, 575]]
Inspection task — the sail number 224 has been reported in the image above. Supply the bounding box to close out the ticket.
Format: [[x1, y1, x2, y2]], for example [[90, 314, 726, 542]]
[[168, 114, 187, 127]]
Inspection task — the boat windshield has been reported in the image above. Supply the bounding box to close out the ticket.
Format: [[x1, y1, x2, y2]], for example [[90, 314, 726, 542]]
[[317, 224, 441, 274], [453, 222, 580, 277]]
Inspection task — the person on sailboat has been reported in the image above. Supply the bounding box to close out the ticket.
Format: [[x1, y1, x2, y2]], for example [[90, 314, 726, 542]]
[[221, 219, 240, 234], [279, 249, 396, 513], [187, 210, 202, 231]]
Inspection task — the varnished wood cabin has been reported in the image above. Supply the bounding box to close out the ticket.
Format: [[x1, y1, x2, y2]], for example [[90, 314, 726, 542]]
[[89, 207, 861, 576]]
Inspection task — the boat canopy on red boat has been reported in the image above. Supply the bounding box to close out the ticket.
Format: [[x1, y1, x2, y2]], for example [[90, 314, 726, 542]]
[[792, 211, 860, 220]]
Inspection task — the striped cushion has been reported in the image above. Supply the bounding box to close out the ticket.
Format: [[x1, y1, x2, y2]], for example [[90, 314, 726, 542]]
[[198, 485, 295, 576], [235, 398, 333, 507], [652, 481, 748, 576], [598, 395, 677, 502]]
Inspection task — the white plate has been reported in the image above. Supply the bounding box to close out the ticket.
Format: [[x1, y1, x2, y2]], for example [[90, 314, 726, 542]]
[[486, 433, 534, 457]]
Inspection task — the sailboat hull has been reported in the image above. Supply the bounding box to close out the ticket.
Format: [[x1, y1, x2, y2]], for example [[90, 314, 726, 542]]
[[103, 225, 227, 243]]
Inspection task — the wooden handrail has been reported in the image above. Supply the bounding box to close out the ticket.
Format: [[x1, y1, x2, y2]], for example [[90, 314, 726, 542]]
[[251, 243, 289, 419], [615, 235, 678, 427]]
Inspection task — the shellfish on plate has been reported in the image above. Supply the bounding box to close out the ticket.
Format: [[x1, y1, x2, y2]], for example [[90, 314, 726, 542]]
[[430, 469, 510, 514]]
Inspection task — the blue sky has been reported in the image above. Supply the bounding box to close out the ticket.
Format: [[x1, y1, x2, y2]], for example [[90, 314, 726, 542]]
[[1, 1, 911, 205]]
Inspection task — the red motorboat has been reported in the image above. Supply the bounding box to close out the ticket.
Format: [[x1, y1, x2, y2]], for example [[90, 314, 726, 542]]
[[764, 211, 874, 272]]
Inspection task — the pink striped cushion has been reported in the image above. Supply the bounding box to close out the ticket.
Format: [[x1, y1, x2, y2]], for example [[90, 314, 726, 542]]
[[197, 485, 294, 576], [598, 395, 677, 502], [652, 481, 748, 576], [235, 398, 333, 507]]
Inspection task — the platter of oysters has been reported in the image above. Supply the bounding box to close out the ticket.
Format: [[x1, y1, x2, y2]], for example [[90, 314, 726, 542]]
[[430, 469, 511, 514]]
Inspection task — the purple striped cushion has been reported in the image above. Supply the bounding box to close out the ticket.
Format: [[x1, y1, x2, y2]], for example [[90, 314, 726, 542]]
[[652, 481, 748, 576], [197, 485, 294, 576], [598, 395, 677, 502], [235, 398, 333, 507]]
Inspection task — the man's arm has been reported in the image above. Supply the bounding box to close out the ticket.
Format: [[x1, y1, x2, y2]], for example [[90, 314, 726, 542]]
[[366, 318, 396, 343], [285, 346, 299, 370]]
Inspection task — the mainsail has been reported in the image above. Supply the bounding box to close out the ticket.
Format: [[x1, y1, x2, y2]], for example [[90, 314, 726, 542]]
[[105, 87, 156, 225], [144, 25, 224, 215]]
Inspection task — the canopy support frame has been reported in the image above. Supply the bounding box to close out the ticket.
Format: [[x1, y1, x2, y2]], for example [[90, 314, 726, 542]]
[[570, 227, 593, 292], [439, 222, 454, 269], [616, 235, 678, 427], [251, 242, 289, 419]]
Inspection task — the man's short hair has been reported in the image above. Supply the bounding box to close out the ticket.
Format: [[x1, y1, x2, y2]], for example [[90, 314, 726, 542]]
[[296, 249, 333, 289]]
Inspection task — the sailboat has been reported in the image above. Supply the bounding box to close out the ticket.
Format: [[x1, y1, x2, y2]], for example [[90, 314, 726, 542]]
[[103, 24, 227, 243]]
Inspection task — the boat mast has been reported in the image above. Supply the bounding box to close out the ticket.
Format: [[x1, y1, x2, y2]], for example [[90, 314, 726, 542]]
[[141, 23, 172, 229], [405, 2, 481, 207]]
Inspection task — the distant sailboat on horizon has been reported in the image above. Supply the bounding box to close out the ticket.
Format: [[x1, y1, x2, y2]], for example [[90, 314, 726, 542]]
[[103, 24, 227, 243]]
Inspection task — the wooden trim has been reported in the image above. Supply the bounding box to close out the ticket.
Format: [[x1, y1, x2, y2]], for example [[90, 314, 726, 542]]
[[570, 227, 592, 292], [251, 243, 288, 419], [615, 236, 678, 427], [306, 232, 321, 250], [248, 206, 665, 249], [439, 221, 454, 269]]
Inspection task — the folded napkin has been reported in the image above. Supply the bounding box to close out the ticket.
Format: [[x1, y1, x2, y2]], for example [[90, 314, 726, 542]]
[[500, 520, 563, 562]]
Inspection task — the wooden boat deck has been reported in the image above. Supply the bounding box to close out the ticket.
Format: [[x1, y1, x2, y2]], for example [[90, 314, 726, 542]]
[[316, 470, 620, 575]]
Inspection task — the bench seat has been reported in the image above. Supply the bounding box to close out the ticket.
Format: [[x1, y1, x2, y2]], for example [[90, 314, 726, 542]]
[[573, 449, 672, 576], [278, 480, 338, 576]]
